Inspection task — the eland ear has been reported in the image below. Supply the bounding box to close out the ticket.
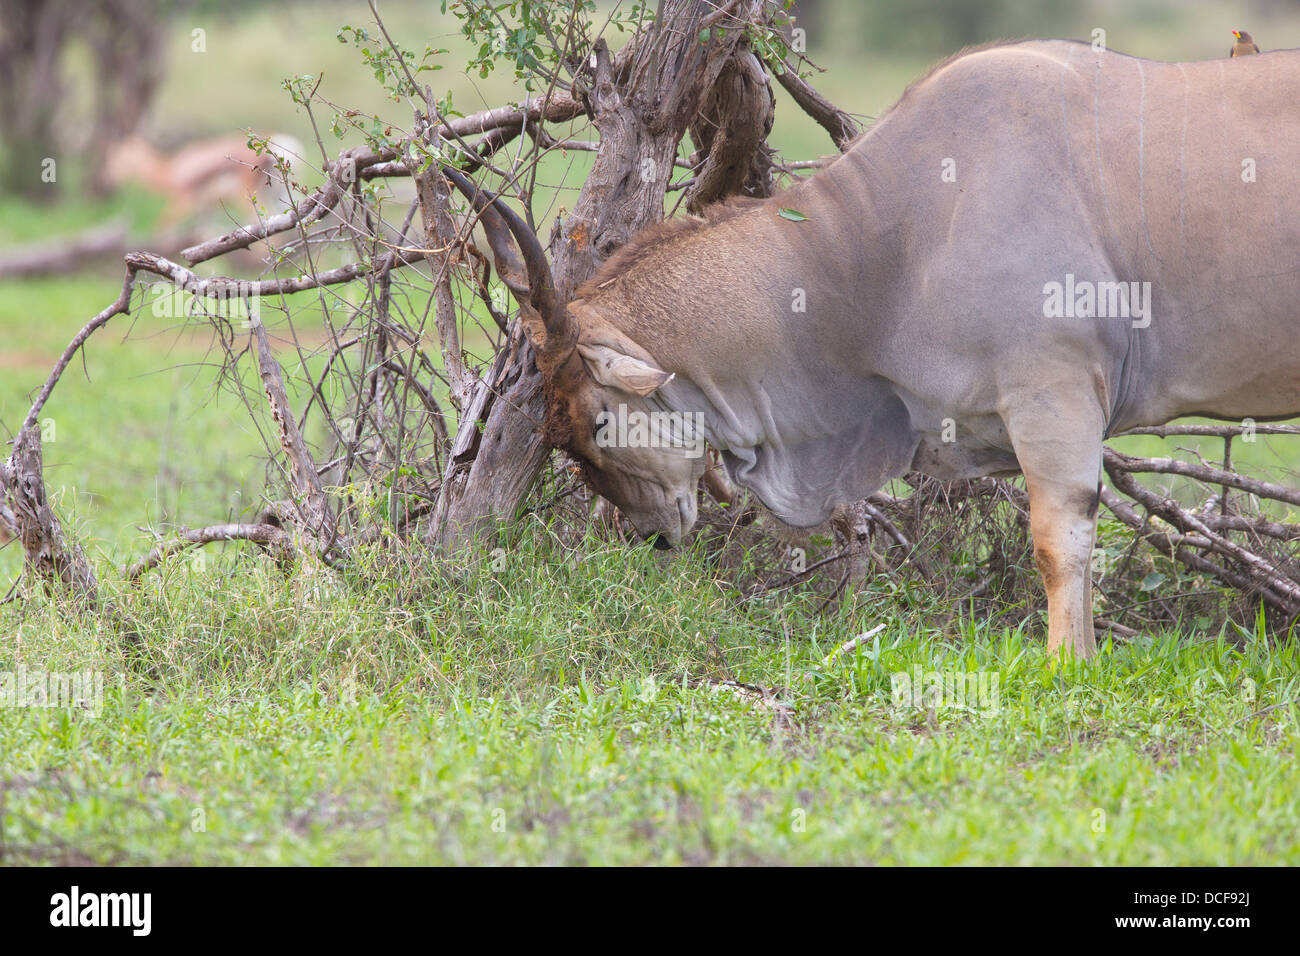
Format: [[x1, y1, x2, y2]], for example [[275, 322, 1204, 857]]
[[577, 343, 674, 396]]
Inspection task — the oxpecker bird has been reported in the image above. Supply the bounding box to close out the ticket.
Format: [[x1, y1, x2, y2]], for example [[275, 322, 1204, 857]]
[[1231, 30, 1260, 56]]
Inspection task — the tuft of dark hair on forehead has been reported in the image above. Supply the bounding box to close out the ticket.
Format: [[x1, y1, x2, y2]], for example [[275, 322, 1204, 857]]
[[542, 388, 576, 449]]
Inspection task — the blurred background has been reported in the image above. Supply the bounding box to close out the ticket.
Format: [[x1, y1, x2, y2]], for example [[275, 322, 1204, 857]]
[[5, 0, 1300, 572]]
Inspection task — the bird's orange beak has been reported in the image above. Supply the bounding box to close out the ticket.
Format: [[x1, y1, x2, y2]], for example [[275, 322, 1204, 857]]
[[1233, 30, 1242, 39]]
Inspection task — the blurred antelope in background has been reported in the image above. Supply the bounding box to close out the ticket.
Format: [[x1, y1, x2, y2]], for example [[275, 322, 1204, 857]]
[[104, 132, 304, 229]]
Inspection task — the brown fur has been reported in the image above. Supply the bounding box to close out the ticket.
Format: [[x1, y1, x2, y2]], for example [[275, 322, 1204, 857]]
[[543, 388, 575, 449], [574, 198, 762, 301], [1033, 543, 1065, 594], [540, 352, 586, 451]]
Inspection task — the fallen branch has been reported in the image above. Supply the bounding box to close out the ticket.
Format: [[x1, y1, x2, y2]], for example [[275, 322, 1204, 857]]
[[823, 623, 887, 666], [126, 523, 296, 581], [1101, 453, 1300, 615], [0, 219, 127, 279], [2, 231, 414, 597], [863, 494, 932, 580]]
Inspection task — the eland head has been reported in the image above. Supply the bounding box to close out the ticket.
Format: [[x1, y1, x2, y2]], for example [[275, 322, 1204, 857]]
[[443, 169, 708, 547]]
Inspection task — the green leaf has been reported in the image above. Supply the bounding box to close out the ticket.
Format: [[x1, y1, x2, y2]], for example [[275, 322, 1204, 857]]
[[1139, 571, 1167, 592], [778, 207, 810, 222]]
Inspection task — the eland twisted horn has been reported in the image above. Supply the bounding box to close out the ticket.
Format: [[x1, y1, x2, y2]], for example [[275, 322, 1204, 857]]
[[441, 166, 575, 355]]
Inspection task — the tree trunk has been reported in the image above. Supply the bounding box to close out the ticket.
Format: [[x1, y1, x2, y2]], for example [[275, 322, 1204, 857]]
[[83, 0, 168, 197], [0, 0, 72, 201], [428, 0, 775, 549]]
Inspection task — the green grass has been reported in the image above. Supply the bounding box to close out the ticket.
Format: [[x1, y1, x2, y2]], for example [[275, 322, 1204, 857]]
[[3, 529, 1298, 864]]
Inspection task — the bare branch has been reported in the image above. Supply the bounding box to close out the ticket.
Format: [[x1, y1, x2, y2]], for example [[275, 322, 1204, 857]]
[[1115, 423, 1300, 438], [126, 523, 295, 581], [124, 249, 423, 300], [1102, 454, 1300, 614], [405, 138, 469, 406], [250, 318, 337, 545], [773, 60, 862, 151], [1105, 448, 1300, 508]]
